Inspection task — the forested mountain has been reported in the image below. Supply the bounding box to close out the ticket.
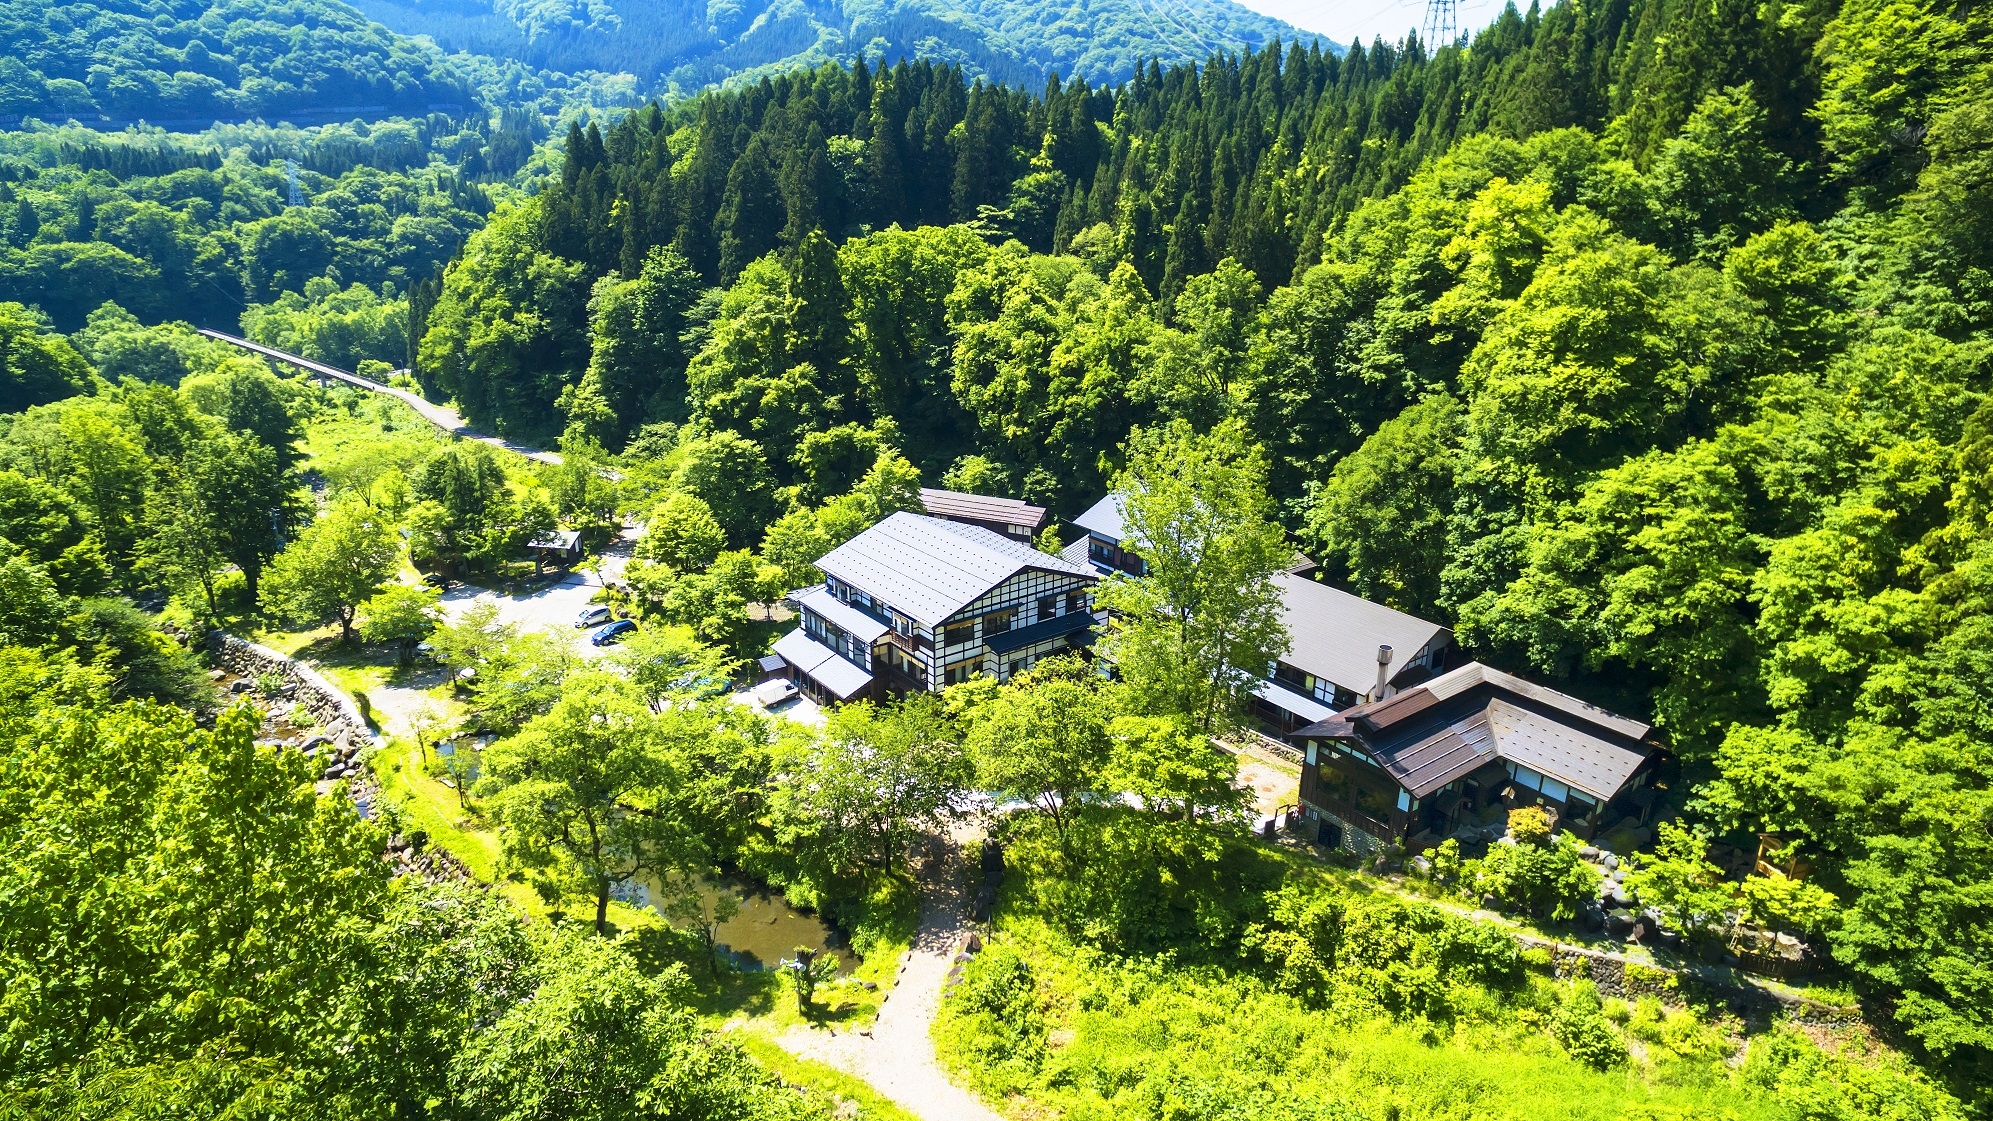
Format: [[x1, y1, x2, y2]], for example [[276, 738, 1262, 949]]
[[354, 0, 1317, 93], [0, 0, 481, 124], [0, 126, 495, 333]]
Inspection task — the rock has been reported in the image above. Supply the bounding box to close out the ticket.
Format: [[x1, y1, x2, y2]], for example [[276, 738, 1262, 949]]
[[952, 953, 973, 964], [1610, 868, 1626, 883], [860, 981, 878, 992], [1479, 894, 1500, 910], [1601, 854, 1619, 871], [229, 678, 252, 693], [1579, 845, 1599, 860], [1579, 901, 1605, 932], [1605, 909, 1636, 938], [208, 669, 224, 681], [1410, 855, 1433, 876], [300, 735, 331, 753]]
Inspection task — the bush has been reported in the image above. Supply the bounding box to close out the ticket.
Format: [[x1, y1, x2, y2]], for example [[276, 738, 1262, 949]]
[[1464, 830, 1599, 921], [1003, 808, 1278, 954], [1549, 981, 1628, 1070], [934, 941, 1046, 1095], [1250, 882, 1523, 1019]]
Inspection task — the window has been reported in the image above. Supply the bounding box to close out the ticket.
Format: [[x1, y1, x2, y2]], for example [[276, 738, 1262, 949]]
[[1352, 784, 1394, 821], [943, 621, 976, 647], [1066, 590, 1086, 614], [1038, 596, 1057, 621], [985, 609, 1014, 635], [944, 659, 981, 685]]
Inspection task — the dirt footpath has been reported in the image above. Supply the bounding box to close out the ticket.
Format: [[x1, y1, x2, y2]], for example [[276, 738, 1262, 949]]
[[776, 835, 1002, 1121]]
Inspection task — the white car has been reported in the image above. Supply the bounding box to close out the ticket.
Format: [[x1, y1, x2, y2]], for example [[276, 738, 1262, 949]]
[[752, 678, 800, 707], [574, 605, 612, 628]]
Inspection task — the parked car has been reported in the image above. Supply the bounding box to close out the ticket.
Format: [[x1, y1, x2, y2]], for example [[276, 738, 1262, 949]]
[[589, 619, 637, 647], [574, 605, 612, 628], [751, 678, 799, 707]]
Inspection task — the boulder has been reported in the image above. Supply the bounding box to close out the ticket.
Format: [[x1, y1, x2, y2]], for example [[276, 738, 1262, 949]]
[[229, 678, 252, 694], [1601, 853, 1619, 871], [1579, 845, 1599, 861], [1579, 901, 1605, 932], [1410, 855, 1433, 876], [1605, 909, 1636, 939]]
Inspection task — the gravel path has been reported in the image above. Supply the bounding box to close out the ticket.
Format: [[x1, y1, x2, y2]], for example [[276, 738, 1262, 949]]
[[777, 835, 1002, 1121]]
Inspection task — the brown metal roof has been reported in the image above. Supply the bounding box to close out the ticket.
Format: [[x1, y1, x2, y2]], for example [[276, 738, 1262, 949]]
[[1382, 711, 1502, 797], [918, 488, 1047, 529]]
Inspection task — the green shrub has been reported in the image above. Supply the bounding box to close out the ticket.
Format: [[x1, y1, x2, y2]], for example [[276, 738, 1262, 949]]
[[1548, 981, 1628, 1070], [933, 941, 1046, 1096], [1741, 1026, 1963, 1120], [1249, 882, 1523, 1019], [1003, 808, 1278, 954], [1464, 831, 1599, 921]]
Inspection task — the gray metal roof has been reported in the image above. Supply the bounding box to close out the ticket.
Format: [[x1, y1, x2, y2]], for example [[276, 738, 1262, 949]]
[[1253, 679, 1336, 724], [1485, 699, 1648, 801], [1423, 662, 1651, 741], [1072, 494, 1127, 542], [1274, 572, 1452, 694], [795, 584, 890, 644], [773, 629, 873, 700], [815, 512, 1095, 628], [919, 488, 1047, 529], [1293, 661, 1655, 802]]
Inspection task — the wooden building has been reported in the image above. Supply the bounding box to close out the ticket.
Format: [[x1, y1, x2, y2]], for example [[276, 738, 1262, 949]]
[[1292, 662, 1659, 853], [772, 512, 1098, 704], [1248, 571, 1456, 736]]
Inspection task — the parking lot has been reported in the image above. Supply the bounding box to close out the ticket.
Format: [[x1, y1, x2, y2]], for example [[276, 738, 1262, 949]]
[[434, 528, 638, 659]]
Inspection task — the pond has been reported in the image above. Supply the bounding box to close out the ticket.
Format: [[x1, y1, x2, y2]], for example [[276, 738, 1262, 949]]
[[623, 873, 854, 975]]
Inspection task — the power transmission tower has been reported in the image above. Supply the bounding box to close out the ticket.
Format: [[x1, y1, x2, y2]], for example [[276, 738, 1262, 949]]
[[1422, 0, 1457, 50], [285, 158, 303, 207]]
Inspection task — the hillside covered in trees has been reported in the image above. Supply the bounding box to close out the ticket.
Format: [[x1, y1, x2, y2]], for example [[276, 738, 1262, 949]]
[[354, 0, 1318, 94], [4, 0, 1993, 1110], [395, 0, 1993, 1094]]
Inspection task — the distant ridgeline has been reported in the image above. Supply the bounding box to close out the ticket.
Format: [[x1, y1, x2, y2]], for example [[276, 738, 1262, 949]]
[[0, 0, 482, 127], [351, 0, 1322, 93]]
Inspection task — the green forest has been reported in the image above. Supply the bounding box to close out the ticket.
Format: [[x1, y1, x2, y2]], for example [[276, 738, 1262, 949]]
[[3, 0, 1993, 1111]]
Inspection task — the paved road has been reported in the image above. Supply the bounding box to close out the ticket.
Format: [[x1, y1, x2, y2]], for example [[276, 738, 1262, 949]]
[[199, 329, 565, 466], [778, 832, 1002, 1121]]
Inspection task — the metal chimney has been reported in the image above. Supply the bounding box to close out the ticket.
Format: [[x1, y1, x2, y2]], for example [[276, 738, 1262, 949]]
[[1372, 645, 1393, 701]]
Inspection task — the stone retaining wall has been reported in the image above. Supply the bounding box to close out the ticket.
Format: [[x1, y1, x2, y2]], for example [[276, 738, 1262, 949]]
[[1517, 934, 1858, 1025], [208, 632, 379, 751]]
